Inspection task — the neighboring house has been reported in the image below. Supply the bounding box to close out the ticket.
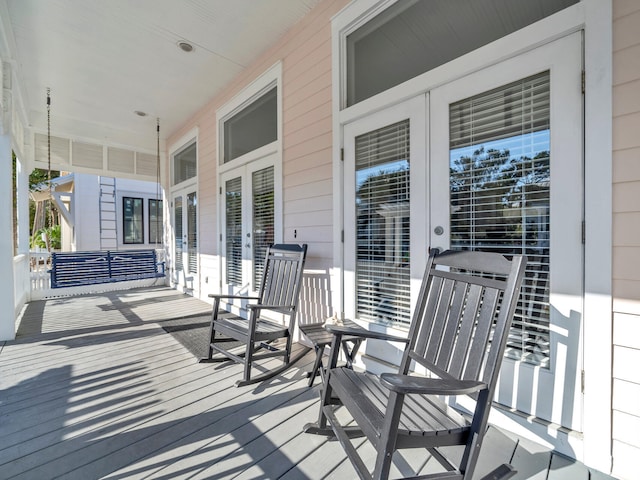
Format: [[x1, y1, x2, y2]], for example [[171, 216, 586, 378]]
[[30, 173, 163, 252], [2, 1, 639, 479], [70, 174, 163, 252]]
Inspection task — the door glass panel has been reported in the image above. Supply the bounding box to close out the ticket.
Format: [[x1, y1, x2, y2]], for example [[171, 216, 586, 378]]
[[252, 166, 274, 289], [225, 177, 243, 286], [449, 71, 551, 367], [187, 192, 197, 274], [174, 196, 183, 272], [355, 119, 411, 325]]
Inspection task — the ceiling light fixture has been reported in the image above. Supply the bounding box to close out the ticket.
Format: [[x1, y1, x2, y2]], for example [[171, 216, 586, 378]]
[[134, 110, 147, 117], [177, 41, 194, 53]]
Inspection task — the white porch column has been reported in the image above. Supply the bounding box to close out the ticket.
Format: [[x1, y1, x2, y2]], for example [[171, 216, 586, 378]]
[[16, 154, 30, 255], [0, 132, 16, 340]]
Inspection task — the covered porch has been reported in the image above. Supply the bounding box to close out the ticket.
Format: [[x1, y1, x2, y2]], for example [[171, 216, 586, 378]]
[[0, 287, 610, 479]]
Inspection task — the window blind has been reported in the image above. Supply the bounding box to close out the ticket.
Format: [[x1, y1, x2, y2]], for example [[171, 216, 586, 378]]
[[225, 177, 243, 286], [252, 167, 274, 290], [174, 196, 183, 271], [449, 71, 551, 368], [187, 192, 197, 274], [355, 119, 411, 325]]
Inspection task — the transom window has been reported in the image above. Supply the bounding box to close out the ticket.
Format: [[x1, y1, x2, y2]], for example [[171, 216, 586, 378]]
[[172, 141, 197, 186], [223, 86, 277, 163], [345, 0, 578, 107]]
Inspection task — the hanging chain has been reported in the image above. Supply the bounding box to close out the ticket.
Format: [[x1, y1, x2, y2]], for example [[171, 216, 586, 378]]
[[156, 117, 161, 245], [46, 88, 54, 250]]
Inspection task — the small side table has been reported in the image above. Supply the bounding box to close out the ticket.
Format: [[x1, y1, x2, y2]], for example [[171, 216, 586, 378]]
[[299, 319, 363, 387]]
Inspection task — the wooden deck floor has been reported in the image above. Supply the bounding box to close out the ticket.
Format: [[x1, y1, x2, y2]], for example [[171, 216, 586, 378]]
[[1, 286, 613, 479]]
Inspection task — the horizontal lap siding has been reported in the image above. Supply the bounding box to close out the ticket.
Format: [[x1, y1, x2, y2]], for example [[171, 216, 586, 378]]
[[165, 0, 350, 321], [612, 2, 640, 479]]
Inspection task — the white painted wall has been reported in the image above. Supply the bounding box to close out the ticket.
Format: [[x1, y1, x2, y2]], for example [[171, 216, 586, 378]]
[[72, 173, 101, 251], [70, 174, 162, 251]]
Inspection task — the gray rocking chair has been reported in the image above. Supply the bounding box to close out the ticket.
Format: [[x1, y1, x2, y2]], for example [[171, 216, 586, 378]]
[[199, 243, 308, 386], [304, 249, 527, 480]]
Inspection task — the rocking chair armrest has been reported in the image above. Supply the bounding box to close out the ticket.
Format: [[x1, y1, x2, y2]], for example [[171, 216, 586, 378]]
[[325, 324, 408, 344], [246, 304, 296, 311], [379, 374, 487, 395], [208, 293, 261, 301]]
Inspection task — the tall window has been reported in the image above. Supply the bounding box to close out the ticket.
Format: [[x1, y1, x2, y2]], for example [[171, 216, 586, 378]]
[[123, 197, 143, 244], [449, 71, 551, 367], [223, 87, 277, 163], [149, 199, 163, 244], [173, 142, 197, 185], [355, 120, 411, 325]]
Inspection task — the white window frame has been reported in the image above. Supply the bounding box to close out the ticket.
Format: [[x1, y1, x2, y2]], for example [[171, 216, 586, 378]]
[[169, 127, 199, 193], [216, 62, 283, 243], [168, 128, 200, 291], [331, 0, 612, 471], [217, 63, 283, 173]]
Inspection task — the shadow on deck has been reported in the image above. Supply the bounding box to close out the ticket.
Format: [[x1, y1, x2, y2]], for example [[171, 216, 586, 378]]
[[0, 287, 615, 479]]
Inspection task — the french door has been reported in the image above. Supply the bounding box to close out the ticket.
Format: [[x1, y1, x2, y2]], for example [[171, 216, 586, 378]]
[[172, 187, 198, 294], [220, 158, 275, 296], [344, 33, 583, 430]]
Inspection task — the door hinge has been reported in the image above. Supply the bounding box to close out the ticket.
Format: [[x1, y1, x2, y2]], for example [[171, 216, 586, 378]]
[[341, 230, 344, 243], [219, 187, 222, 195], [581, 70, 585, 94], [340, 148, 344, 161], [220, 233, 222, 242], [582, 221, 586, 244], [581, 370, 585, 393]]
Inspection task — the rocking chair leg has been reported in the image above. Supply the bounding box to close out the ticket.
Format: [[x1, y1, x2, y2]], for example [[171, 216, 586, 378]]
[[242, 341, 255, 385], [303, 333, 344, 435]]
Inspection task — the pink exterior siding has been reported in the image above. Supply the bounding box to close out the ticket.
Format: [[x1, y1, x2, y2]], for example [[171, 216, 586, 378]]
[[166, 0, 348, 315], [612, 0, 640, 477]]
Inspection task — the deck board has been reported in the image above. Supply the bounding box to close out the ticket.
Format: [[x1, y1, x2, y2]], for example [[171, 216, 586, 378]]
[[0, 287, 615, 479]]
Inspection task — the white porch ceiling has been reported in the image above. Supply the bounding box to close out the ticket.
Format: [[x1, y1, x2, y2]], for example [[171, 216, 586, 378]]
[[1, 0, 321, 154]]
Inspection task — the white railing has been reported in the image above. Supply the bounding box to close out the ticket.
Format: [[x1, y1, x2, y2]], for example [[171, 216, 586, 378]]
[[29, 250, 52, 291], [13, 253, 30, 315]]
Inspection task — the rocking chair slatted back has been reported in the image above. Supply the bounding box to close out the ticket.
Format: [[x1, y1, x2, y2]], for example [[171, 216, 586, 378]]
[[260, 244, 308, 316], [403, 250, 523, 390]]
